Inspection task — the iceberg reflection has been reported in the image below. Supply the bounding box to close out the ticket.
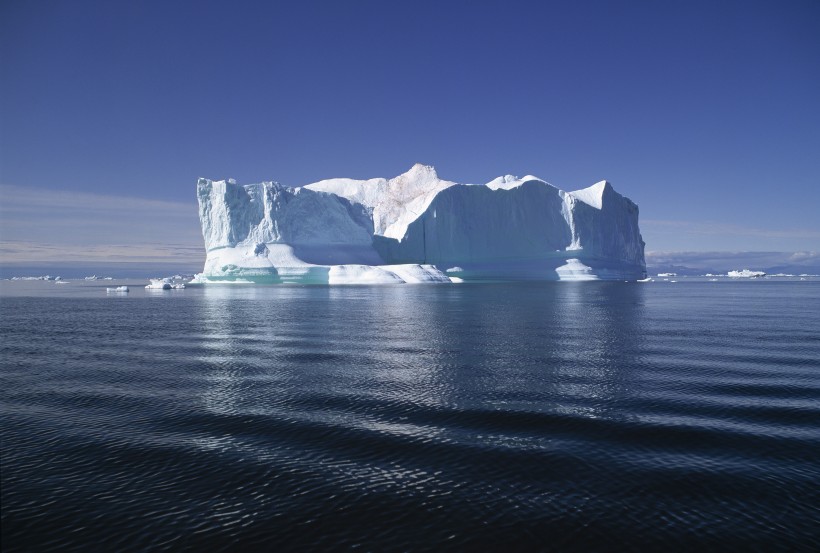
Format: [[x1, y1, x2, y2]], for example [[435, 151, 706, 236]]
[[192, 283, 645, 447]]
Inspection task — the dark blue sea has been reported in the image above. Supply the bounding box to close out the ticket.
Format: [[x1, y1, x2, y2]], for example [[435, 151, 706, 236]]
[[2, 279, 819, 551]]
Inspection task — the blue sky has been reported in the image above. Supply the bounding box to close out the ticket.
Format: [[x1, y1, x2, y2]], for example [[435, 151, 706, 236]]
[[1, 0, 818, 272]]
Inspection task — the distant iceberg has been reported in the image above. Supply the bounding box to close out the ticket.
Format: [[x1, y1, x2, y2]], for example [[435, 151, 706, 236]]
[[727, 269, 766, 278], [106, 286, 129, 293], [10, 275, 61, 281], [194, 164, 646, 284]]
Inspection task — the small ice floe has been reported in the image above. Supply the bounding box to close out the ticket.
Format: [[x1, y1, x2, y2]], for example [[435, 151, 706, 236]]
[[637, 277, 653, 283], [106, 286, 129, 293]]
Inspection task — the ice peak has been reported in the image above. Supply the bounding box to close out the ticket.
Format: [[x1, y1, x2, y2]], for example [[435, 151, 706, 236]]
[[569, 180, 611, 209], [586, 180, 611, 192], [403, 163, 438, 179]]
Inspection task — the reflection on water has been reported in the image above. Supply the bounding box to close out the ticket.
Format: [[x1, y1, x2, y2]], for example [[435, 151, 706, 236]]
[[194, 283, 647, 440], [2, 281, 819, 551], [198, 291, 246, 417], [552, 283, 645, 419]]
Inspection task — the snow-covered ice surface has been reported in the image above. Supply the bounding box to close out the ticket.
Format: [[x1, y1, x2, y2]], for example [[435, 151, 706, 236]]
[[195, 164, 646, 284]]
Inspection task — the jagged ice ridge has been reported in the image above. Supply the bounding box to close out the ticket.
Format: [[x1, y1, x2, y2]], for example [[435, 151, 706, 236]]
[[193, 164, 646, 284]]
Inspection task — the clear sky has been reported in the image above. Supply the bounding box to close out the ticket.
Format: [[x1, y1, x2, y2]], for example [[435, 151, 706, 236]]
[[1, 0, 818, 272]]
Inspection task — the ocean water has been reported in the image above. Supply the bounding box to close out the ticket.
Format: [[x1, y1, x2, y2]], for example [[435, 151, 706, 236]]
[[1, 279, 819, 551]]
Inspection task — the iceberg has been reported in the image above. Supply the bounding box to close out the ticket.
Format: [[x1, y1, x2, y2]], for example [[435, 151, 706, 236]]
[[194, 164, 646, 284], [144, 277, 187, 289], [727, 269, 766, 278], [145, 279, 172, 290]]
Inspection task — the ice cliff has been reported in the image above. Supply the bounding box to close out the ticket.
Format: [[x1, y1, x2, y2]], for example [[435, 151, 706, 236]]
[[194, 164, 646, 283]]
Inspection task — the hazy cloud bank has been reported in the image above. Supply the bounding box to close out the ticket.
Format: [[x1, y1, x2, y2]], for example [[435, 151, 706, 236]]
[[646, 250, 820, 274], [2, 183, 818, 277], [0, 184, 202, 264], [641, 219, 820, 252]]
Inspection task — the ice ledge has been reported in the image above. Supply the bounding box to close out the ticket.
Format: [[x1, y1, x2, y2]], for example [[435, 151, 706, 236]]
[[191, 263, 454, 285]]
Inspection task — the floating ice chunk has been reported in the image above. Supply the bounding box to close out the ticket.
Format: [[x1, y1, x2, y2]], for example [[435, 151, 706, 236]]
[[145, 279, 172, 290], [106, 286, 129, 293]]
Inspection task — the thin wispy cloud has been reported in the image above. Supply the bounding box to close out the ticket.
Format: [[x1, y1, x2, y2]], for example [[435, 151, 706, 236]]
[[642, 219, 820, 240], [0, 184, 203, 264], [641, 219, 820, 252], [0, 241, 204, 264]]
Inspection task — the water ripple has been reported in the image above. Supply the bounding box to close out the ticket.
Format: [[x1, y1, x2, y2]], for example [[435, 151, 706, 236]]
[[2, 282, 820, 551]]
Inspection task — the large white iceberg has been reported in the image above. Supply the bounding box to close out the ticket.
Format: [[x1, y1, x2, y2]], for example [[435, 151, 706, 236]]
[[193, 164, 646, 284]]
